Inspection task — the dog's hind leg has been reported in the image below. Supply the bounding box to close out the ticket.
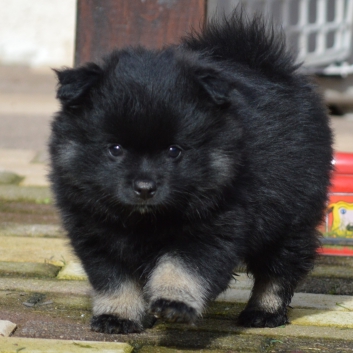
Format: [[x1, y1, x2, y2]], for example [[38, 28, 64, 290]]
[[238, 228, 319, 327], [238, 275, 291, 327]]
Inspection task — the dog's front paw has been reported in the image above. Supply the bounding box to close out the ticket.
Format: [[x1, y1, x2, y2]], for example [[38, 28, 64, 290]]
[[91, 314, 143, 334], [149, 298, 198, 323], [238, 308, 289, 328]]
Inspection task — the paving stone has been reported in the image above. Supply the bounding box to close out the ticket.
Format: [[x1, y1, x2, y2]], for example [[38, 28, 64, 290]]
[[0, 185, 51, 203], [297, 276, 353, 296], [0, 203, 59, 225], [312, 265, 353, 279], [0, 278, 90, 296], [292, 292, 353, 311], [0, 337, 133, 353], [31, 150, 49, 164], [178, 295, 353, 330], [0, 87, 58, 113], [316, 255, 353, 267], [0, 262, 60, 278], [218, 288, 353, 311], [0, 236, 77, 266], [0, 320, 16, 337], [0, 149, 48, 187], [0, 149, 38, 166], [290, 309, 353, 329], [226, 265, 353, 289], [157, 319, 353, 342], [241, 339, 353, 353], [0, 290, 91, 315], [0, 223, 64, 238], [266, 336, 353, 353]]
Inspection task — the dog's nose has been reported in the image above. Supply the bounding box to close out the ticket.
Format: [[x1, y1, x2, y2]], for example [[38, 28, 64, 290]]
[[133, 179, 157, 199]]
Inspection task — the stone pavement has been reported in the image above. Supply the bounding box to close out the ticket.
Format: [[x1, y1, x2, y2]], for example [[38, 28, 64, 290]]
[[1, 185, 353, 352], [1, 65, 353, 352]]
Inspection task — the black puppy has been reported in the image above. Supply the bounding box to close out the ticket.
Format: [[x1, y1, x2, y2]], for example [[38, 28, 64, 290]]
[[49, 12, 333, 334]]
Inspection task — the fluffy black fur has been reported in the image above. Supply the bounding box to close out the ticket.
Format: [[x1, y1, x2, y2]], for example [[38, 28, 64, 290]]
[[49, 12, 333, 333]]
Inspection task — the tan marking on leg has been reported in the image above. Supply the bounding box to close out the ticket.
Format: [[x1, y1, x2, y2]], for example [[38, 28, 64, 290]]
[[248, 279, 283, 313], [93, 281, 146, 322], [145, 255, 207, 315]]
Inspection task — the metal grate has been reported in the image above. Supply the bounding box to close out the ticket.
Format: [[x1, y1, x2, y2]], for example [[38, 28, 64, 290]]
[[208, 0, 353, 68]]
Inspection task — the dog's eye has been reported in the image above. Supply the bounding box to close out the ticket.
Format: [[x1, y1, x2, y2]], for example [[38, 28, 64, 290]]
[[168, 145, 182, 159], [108, 145, 123, 157]]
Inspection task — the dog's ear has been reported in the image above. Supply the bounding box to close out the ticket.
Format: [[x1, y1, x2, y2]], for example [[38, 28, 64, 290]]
[[54, 63, 102, 107], [192, 65, 234, 106]]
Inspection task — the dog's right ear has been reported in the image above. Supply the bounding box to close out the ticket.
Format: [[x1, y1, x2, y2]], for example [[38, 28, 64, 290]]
[[54, 63, 102, 108]]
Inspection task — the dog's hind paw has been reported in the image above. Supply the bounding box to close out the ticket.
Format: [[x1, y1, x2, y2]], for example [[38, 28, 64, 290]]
[[149, 298, 198, 323], [238, 309, 289, 328], [91, 314, 143, 334]]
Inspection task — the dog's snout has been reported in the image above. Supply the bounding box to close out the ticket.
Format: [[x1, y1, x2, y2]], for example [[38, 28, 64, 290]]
[[133, 179, 157, 199]]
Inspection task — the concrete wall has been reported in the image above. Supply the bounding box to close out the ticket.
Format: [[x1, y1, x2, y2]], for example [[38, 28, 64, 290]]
[[0, 0, 76, 67]]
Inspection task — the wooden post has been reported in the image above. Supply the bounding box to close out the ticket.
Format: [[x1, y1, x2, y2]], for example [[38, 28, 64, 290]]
[[75, 0, 207, 66]]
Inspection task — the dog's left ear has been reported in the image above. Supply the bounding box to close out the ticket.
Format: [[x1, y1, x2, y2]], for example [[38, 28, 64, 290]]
[[192, 65, 234, 106]]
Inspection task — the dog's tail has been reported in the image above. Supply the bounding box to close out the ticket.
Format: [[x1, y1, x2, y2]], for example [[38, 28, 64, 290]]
[[182, 10, 299, 78]]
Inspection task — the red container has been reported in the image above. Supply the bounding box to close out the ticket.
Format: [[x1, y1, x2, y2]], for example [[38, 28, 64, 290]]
[[333, 152, 353, 174]]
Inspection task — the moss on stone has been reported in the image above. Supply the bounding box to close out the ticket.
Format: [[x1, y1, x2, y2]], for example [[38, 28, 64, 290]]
[[0, 171, 24, 185]]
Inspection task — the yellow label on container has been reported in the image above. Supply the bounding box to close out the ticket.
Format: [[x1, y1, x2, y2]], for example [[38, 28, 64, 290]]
[[328, 201, 353, 237]]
